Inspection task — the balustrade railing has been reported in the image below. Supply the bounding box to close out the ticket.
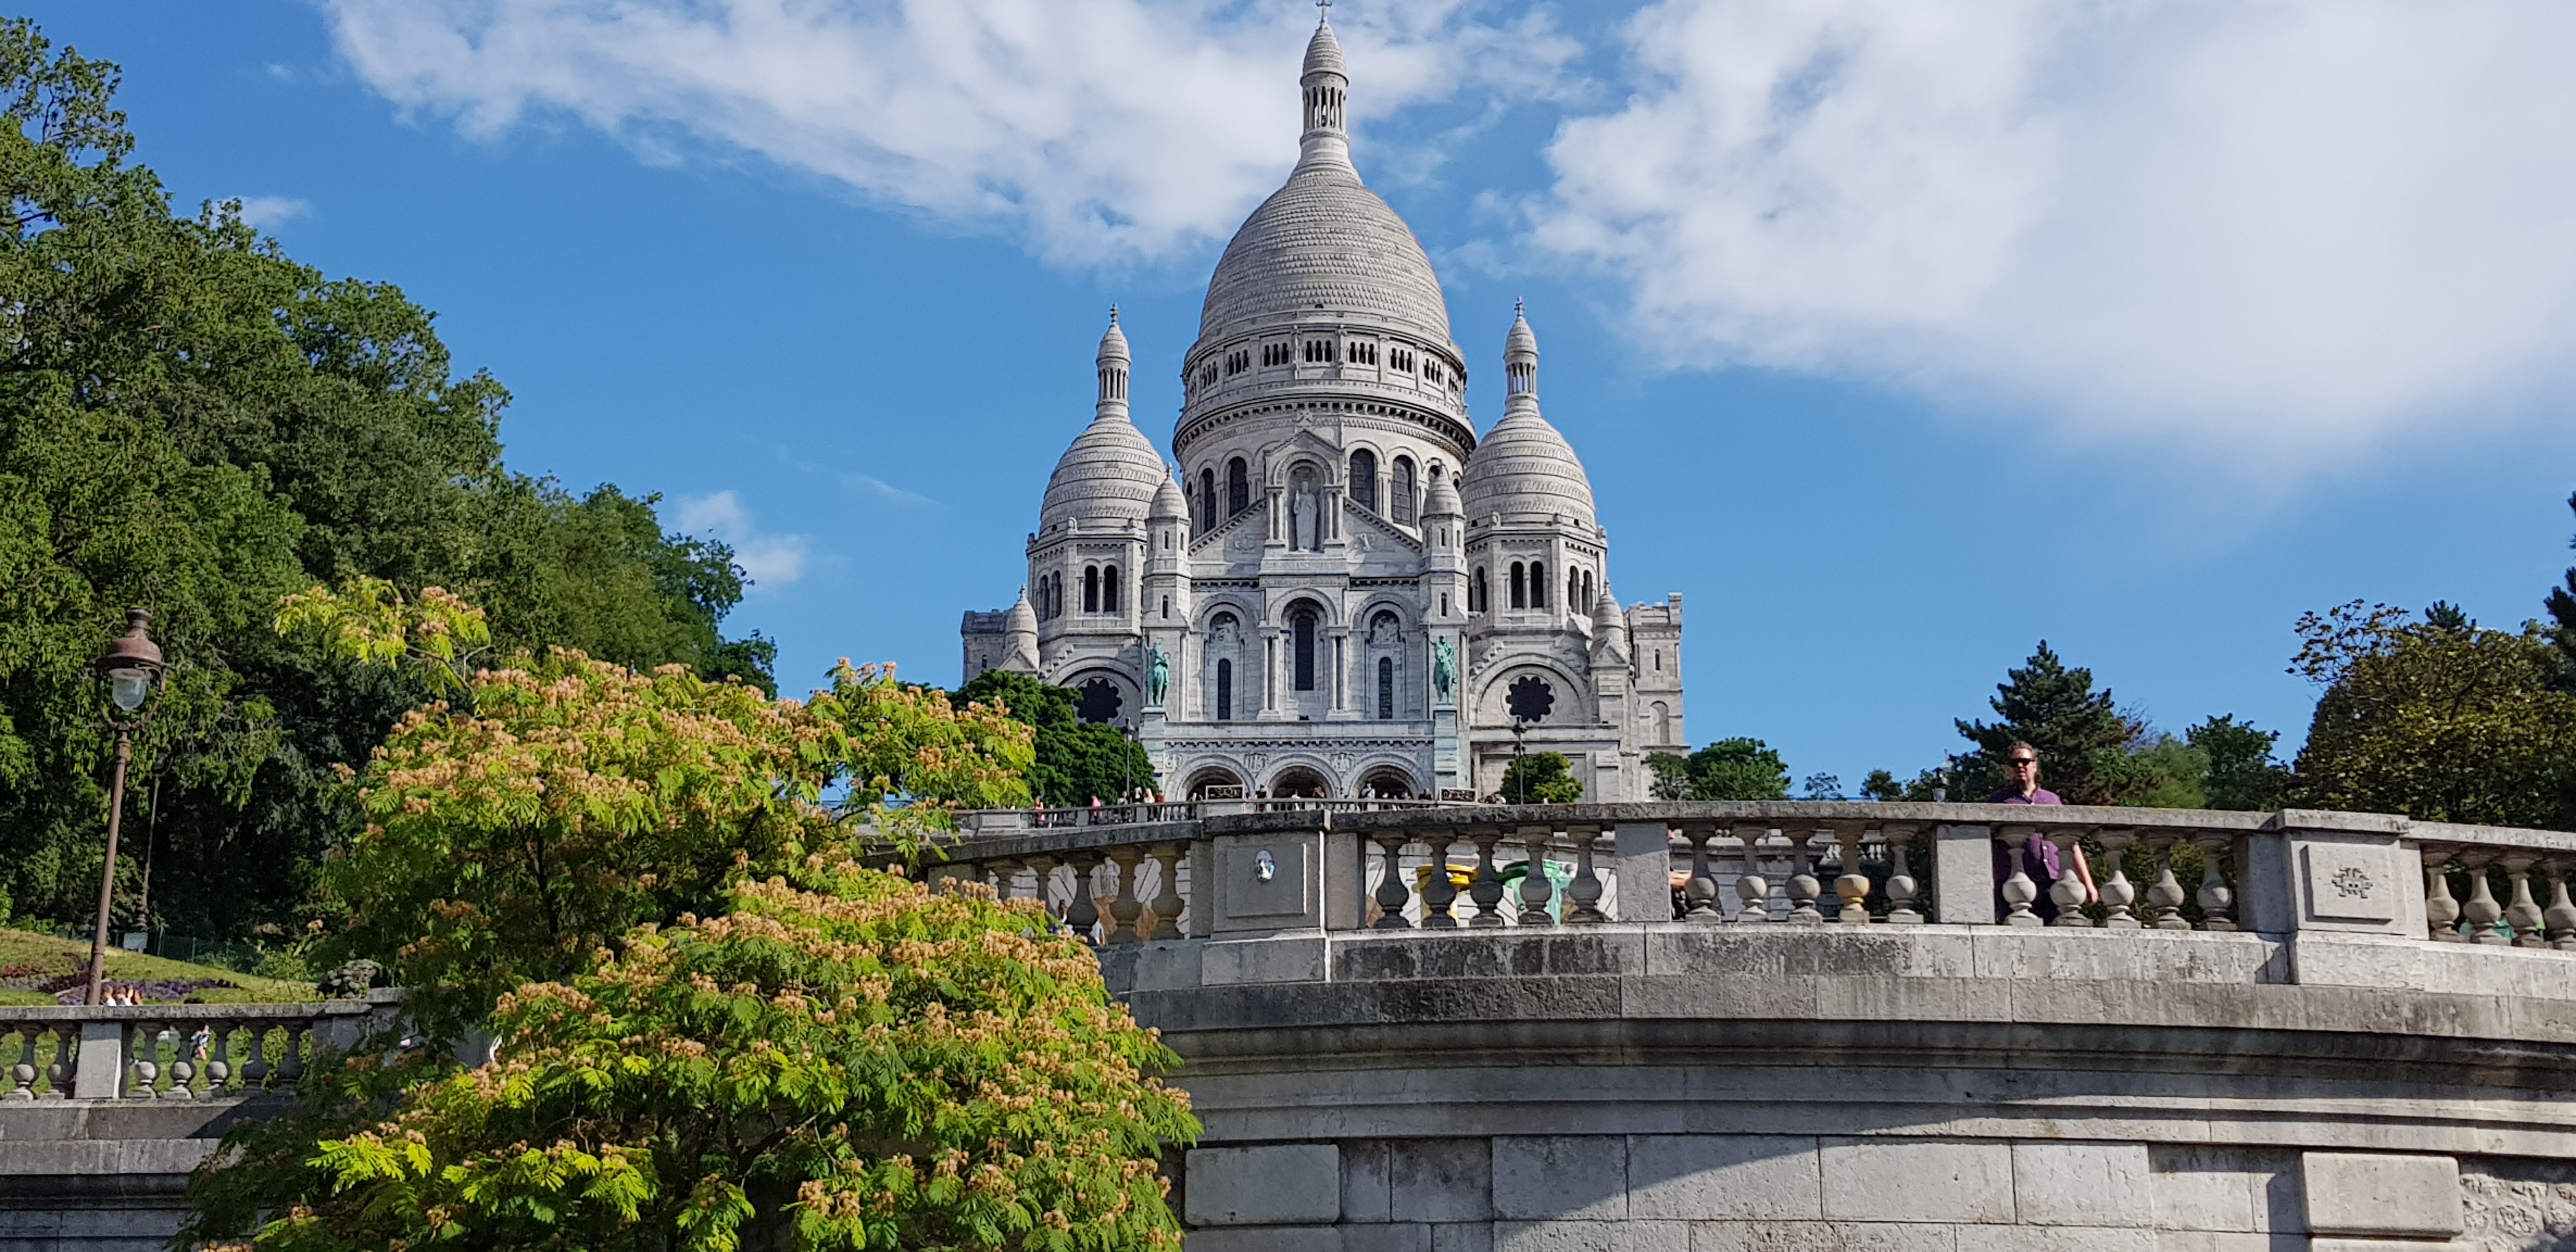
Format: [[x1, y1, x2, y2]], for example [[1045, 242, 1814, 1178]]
[[0, 1000, 388, 1101], [913, 802, 2576, 953]]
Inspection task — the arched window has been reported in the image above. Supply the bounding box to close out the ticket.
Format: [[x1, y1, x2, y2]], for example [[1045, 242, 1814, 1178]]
[[1227, 457, 1249, 515], [1510, 562, 1526, 610], [1583, 570, 1595, 610], [1292, 606, 1317, 691], [1199, 468, 1216, 531], [1529, 560, 1547, 609], [1392, 456, 1416, 524], [1102, 565, 1120, 614], [1083, 566, 1100, 614], [1472, 567, 1488, 613], [1377, 656, 1394, 720], [1216, 659, 1234, 721], [1349, 449, 1377, 511], [1652, 701, 1671, 744], [1568, 569, 1579, 611]]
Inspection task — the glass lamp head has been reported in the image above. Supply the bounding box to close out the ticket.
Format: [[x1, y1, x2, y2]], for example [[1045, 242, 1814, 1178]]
[[96, 608, 164, 714], [109, 668, 151, 712]]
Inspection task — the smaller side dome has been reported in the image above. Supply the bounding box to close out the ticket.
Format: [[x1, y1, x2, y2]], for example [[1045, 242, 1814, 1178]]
[[1590, 582, 1628, 662], [1041, 309, 1167, 530], [1006, 586, 1039, 637], [1422, 463, 1463, 518], [1004, 588, 1040, 673], [1149, 472, 1188, 523], [1460, 305, 1595, 526]]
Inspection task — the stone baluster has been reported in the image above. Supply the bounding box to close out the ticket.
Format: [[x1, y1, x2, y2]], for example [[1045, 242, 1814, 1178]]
[[1105, 847, 1147, 945], [1782, 830, 1824, 924], [168, 1021, 201, 1100], [1517, 825, 1557, 926], [1468, 831, 1508, 928], [1883, 826, 1923, 924], [2193, 834, 2237, 932], [47, 1030, 70, 1098], [1679, 825, 1721, 923], [203, 1025, 234, 1097], [2144, 835, 2190, 930], [4, 1027, 33, 1100], [2047, 828, 2094, 927], [2458, 850, 2506, 945], [1372, 834, 1415, 929], [1024, 855, 1061, 926], [238, 1021, 272, 1092], [1421, 831, 1461, 929], [1734, 828, 1773, 923], [1565, 826, 1607, 925], [2545, 859, 2576, 951], [127, 1021, 159, 1100], [1064, 853, 1105, 944], [1831, 825, 1871, 924], [276, 1023, 308, 1087], [2501, 855, 2547, 947], [980, 860, 1009, 899], [2096, 830, 2140, 929], [1998, 827, 2042, 926], [1150, 844, 1187, 940], [2422, 846, 2462, 941]]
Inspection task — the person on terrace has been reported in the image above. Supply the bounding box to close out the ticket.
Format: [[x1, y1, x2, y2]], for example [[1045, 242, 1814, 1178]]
[[1991, 742, 2097, 919]]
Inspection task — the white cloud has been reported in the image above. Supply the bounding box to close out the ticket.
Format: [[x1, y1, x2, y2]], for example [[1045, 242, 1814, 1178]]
[[234, 195, 311, 229], [319, 0, 1574, 265], [1533, 0, 2576, 457], [841, 473, 935, 508], [677, 490, 811, 590]]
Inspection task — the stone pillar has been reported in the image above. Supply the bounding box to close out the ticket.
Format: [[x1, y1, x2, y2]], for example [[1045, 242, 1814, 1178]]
[[1932, 825, 1995, 925], [1613, 821, 1671, 923]]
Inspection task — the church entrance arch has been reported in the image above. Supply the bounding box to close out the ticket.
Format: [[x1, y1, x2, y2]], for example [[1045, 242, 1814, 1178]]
[[1357, 766, 1416, 799], [1268, 767, 1331, 799], [1185, 767, 1246, 800]]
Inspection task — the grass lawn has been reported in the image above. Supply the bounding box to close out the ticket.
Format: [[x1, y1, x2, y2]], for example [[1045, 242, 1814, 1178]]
[[0, 928, 317, 1005]]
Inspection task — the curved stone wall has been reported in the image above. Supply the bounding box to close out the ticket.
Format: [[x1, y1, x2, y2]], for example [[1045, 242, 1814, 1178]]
[[1106, 926, 2576, 1251]]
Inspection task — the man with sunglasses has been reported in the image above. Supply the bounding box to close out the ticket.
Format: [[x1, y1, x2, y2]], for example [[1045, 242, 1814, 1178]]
[[1990, 742, 2096, 920]]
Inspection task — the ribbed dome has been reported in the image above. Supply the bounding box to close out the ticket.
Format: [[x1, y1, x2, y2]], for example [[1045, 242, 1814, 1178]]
[[1039, 416, 1167, 530], [1460, 411, 1595, 526], [1006, 588, 1038, 637], [1149, 473, 1187, 522], [1197, 164, 1452, 347], [1423, 464, 1462, 517]]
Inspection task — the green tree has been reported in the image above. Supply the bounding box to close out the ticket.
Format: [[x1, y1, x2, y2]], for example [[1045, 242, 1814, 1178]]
[[2187, 715, 2292, 811], [1954, 641, 2134, 804], [1682, 738, 1790, 800], [188, 867, 1196, 1251], [2290, 600, 2576, 828], [954, 670, 1157, 805], [1646, 752, 1692, 800], [0, 19, 774, 942], [1499, 751, 1586, 804]]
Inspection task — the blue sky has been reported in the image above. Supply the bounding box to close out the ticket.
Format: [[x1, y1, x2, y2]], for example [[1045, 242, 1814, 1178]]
[[24, 0, 2576, 791]]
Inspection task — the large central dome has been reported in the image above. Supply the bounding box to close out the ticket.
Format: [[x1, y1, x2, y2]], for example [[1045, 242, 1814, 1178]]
[[1197, 162, 1452, 346], [1193, 18, 1453, 351]]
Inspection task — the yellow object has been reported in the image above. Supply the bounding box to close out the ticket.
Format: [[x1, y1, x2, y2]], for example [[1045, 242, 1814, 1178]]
[[1410, 863, 1478, 921]]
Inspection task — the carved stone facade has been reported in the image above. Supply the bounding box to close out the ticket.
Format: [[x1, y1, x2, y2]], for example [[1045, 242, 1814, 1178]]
[[960, 17, 1686, 800]]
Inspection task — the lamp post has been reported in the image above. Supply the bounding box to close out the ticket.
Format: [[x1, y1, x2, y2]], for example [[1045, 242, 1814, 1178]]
[[1510, 719, 1529, 804], [88, 609, 164, 1006]]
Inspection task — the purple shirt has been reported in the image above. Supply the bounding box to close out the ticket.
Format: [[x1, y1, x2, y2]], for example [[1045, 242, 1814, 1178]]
[[1991, 787, 2066, 914]]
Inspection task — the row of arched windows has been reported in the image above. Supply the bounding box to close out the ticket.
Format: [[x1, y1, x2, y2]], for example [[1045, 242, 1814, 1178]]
[[1200, 606, 1412, 721], [1039, 566, 1124, 618], [1464, 561, 1595, 615]]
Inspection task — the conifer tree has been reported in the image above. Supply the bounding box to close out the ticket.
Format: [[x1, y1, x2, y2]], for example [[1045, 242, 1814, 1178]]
[[1954, 641, 2133, 804]]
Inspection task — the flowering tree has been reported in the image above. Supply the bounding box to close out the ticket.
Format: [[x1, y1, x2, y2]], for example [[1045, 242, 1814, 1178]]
[[194, 866, 1193, 1250]]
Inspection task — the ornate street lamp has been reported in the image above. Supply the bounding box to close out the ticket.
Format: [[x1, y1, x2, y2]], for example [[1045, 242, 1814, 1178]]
[[87, 609, 164, 1006]]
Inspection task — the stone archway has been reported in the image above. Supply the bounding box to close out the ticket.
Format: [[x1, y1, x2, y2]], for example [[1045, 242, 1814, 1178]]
[[1357, 766, 1418, 799], [1185, 767, 1246, 800], [1268, 767, 1331, 799]]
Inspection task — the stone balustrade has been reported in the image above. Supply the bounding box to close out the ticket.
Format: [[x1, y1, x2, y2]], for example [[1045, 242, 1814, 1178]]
[[0, 996, 395, 1103], [923, 801, 2576, 948]]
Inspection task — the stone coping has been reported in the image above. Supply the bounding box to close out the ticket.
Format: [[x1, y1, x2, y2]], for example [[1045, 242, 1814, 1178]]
[[0, 993, 390, 1025]]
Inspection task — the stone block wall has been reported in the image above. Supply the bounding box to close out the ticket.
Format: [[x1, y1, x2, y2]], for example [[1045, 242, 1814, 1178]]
[[1181, 1138, 2576, 1251]]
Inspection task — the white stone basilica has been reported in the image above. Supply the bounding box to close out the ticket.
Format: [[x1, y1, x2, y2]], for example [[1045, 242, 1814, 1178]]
[[961, 17, 1685, 802]]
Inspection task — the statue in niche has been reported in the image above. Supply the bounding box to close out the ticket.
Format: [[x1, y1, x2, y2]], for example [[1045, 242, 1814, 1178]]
[[1146, 642, 1170, 707], [1431, 636, 1457, 706]]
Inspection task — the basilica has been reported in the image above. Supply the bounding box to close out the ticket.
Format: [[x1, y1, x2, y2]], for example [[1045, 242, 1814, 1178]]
[[960, 16, 1685, 802]]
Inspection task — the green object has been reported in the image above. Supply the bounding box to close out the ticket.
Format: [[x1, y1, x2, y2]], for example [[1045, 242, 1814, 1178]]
[[1496, 861, 1578, 920], [1498, 751, 1586, 804]]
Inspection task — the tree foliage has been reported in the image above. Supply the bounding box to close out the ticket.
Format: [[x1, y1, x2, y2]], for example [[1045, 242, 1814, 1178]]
[[1954, 641, 2133, 804], [307, 601, 1031, 1042], [1498, 751, 1586, 804], [952, 671, 1155, 806], [0, 19, 770, 941], [2549, 491, 2576, 690], [2186, 715, 2292, 811], [2290, 600, 2576, 829], [190, 867, 1195, 1251], [1676, 738, 1791, 800]]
